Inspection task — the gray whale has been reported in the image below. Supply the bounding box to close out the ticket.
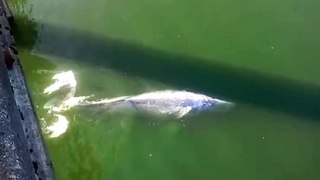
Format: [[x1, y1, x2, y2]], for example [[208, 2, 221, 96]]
[[43, 71, 233, 118], [79, 90, 233, 118]]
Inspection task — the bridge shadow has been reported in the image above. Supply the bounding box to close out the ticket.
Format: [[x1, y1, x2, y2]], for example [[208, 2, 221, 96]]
[[11, 16, 320, 121]]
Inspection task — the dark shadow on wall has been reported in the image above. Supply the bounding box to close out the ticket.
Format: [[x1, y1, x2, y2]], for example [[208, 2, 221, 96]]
[[10, 15, 38, 49], [11, 16, 320, 121]]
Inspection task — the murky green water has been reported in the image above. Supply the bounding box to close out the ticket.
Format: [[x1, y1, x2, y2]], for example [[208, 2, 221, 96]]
[[9, 0, 320, 179]]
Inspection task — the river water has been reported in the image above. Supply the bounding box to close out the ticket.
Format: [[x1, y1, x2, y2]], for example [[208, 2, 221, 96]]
[[8, 0, 320, 179]]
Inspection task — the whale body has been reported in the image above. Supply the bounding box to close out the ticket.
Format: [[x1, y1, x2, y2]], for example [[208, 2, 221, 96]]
[[79, 90, 233, 118]]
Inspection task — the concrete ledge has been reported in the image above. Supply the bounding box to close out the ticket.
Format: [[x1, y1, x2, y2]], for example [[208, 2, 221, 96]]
[[0, 48, 35, 180], [0, 0, 55, 179]]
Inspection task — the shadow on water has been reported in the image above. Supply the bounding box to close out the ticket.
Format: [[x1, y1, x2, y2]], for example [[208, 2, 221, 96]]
[[11, 16, 320, 121]]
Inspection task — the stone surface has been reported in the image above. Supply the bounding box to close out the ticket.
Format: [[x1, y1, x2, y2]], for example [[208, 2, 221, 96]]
[[0, 0, 55, 179]]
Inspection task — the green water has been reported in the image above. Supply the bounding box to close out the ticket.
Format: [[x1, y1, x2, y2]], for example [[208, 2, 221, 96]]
[[9, 0, 320, 179]]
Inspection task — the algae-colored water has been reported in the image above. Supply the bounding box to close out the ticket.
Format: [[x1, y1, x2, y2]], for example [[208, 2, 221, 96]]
[[9, 0, 320, 179]]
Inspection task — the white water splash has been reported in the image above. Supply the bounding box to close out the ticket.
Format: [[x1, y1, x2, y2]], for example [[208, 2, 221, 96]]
[[42, 71, 78, 138], [45, 95, 93, 113], [46, 114, 69, 138], [43, 71, 76, 95]]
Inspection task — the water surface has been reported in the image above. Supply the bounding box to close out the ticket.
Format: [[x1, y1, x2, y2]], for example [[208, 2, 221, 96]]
[[9, 0, 320, 179]]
